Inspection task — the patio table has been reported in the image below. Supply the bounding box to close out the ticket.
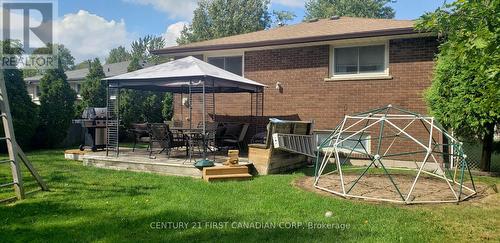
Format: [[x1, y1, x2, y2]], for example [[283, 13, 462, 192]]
[[171, 128, 208, 163]]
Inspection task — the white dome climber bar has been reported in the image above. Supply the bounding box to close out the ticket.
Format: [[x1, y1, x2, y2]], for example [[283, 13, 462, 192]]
[[314, 105, 477, 204]]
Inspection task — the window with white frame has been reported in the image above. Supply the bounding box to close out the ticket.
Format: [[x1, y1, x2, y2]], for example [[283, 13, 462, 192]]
[[207, 56, 243, 76], [332, 44, 387, 77]]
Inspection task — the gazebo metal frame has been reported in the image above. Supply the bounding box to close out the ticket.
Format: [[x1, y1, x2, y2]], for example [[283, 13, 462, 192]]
[[103, 57, 265, 163], [106, 78, 264, 159]]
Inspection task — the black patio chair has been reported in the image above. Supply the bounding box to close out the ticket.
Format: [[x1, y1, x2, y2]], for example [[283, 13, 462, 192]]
[[222, 123, 249, 150], [147, 123, 169, 158], [205, 122, 220, 156], [167, 125, 188, 156], [187, 122, 219, 158], [128, 123, 149, 152]]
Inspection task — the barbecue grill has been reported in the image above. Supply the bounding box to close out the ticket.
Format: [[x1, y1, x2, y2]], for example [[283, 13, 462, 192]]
[[73, 107, 108, 151]]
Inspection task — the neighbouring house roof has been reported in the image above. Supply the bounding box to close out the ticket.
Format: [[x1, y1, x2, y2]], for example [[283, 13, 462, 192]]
[[153, 17, 418, 55], [104, 56, 266, 93], [25, 60, 137, 83]]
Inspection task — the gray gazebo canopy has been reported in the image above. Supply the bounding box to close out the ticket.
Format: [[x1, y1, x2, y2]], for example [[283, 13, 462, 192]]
[[102, 56, 266, 159], [104, 56, 266, 93]]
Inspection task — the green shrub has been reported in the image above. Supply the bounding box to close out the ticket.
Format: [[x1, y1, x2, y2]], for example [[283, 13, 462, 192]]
[[79, 58, 106, 116], [36, 61, 77, 148], [0, 40, 38, 149], [3, 68, 39, 148]]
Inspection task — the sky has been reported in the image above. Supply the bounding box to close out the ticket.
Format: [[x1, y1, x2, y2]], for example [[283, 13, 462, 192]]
[[3, 0, 447, 63]]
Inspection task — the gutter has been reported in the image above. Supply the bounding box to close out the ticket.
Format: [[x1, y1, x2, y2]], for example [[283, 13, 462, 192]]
[[152, 27, 420, 55]]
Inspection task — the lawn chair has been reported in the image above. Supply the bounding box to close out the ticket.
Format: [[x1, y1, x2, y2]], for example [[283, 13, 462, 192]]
[[147, 123, 169, 158], [129, 123, 149, 152], [167, 125, 188, 156], [205, 122, 220, 155], [222, 123, 249, 150], [188, 122, 219, 157]]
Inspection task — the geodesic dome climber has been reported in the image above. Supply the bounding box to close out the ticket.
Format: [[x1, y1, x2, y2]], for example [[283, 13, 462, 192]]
[[314, 105, 477, 204]]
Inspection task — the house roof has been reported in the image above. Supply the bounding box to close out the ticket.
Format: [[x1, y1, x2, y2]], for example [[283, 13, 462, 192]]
[[153, 17, 417, 55], [25, 60, 137, 83], [104, 56, 265, 93]]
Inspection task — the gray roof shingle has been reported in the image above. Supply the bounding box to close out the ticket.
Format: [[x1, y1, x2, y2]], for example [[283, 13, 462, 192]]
[[153, 17, 417, 55]]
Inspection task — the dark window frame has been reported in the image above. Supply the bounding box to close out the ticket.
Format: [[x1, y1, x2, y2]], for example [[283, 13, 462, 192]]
[[207, 55, 243, 76]]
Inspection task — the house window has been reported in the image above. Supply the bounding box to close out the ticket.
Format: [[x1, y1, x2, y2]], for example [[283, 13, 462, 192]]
[[332, 44, 387, 77], [207, 56, 243, 76]]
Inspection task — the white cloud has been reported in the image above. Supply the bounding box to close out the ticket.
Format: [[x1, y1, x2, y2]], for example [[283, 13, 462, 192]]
[[124, 0, 198, 19], [0, 8, 47, 49], [272, 0, 305, 8], [53, 10, 133, 62], [163, 21, 187, 47]]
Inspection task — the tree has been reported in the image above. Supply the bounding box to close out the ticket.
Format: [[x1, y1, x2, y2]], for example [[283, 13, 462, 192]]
[[119, 90, 166, 128], [131, 35, 165, 64], [116, 36, 174, 130], [80, 58, 107, 110], [37, 60, 77, 147], [52, 44, 76, 71], [0, 40, 39, 148], [177, 0, 271, 44], [272, 10, 296, 27], [162, 93, 173, 121], [23, 43, 75, 77], [119, 55, 169, 129], [119, 57, 144, 128], [142, 92, 165, 123], [4, 66, 39, 148], [74, 60, 91, 70], [127, 56, 143, 72], [415, 0, 500, 171], [304, 0, 395, 20], [106, 46, 132, 64]]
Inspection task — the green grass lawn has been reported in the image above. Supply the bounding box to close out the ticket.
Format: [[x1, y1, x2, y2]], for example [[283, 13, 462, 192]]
[[0, 150, 499, 242]]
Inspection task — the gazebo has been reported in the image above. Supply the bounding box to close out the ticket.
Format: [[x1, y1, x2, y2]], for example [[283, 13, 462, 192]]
[[103, 56, 266, 165]]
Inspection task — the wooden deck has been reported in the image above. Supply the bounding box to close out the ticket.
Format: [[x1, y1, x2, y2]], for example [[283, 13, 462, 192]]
[[65, 148, 252, 178]]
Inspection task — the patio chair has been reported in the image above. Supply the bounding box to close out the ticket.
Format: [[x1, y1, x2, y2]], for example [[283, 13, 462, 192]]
[[189, 122, 219, 157], [205, 122, 220, 153], [167, 125, 188, 156], [129, 123, 150, 152], [215, 123, 226, 148], [147, 123, 169, 158], [222, 123, 249, 150]]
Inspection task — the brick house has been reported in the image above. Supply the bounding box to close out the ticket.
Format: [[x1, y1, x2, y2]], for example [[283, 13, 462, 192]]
[[153, 17, 439, 156]]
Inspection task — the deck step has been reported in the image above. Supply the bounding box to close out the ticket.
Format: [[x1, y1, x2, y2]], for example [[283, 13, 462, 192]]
[[203, 166, 249, 177], [203, 173, 252, 182]]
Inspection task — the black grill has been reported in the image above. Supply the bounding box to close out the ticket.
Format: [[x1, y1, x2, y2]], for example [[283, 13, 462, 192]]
[[73, 107, 108, 151]]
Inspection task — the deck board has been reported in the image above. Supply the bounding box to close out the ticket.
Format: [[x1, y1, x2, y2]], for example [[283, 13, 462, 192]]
[[70, 147, 251, 178]]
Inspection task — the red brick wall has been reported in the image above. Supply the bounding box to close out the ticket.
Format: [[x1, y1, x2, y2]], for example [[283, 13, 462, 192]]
[[174, 37, 439, 127], [241, 36, 439, 130], [172, 37, 442, 159]]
